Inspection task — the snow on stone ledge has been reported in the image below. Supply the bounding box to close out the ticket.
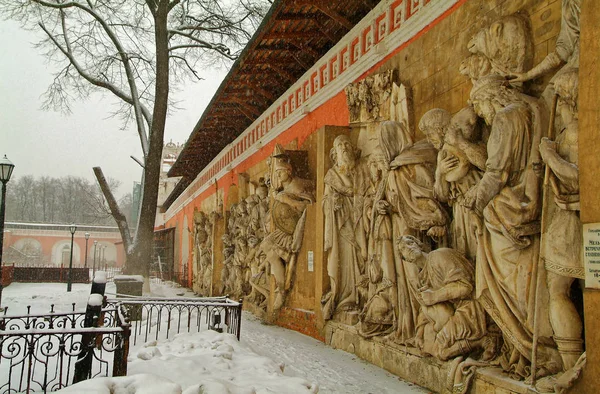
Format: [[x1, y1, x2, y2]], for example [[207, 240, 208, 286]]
[[114, 274, 145, 283], [88, 293, 104, 307], [93, 271, 108, 284], [55, 373, 180, 394]]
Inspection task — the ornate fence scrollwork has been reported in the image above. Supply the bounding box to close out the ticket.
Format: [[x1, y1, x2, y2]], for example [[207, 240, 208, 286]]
[[0, 295, 240, 393], [0, 304, 130, 394]]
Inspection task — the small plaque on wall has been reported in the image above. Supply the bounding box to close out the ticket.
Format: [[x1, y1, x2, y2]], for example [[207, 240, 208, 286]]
[[307, 251, 314, 272], [583, 223, 600, 289]]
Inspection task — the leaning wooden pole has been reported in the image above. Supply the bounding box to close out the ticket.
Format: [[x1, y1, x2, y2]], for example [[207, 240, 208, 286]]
[[531, 93, 559, 386]]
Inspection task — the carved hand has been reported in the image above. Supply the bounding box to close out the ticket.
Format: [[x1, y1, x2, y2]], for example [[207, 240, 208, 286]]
[[461, 186, 478, 210], [420, 289, 437, 306], [539, 137, 558, 163], [333, 193, 343, 211], [427, 225, 446, 238], [507, 72, 527, 83], [439, 154, 459, 175]]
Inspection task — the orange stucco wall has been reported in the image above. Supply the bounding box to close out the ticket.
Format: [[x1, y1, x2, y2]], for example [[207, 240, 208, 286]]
[[4, 232, 125, 267]]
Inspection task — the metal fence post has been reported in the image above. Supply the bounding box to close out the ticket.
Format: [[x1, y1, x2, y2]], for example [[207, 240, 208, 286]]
[[236, 299, 243, 341], [90, 271, 107, 305], [73, 294, 103, 383], [113, 319, 130, 377]]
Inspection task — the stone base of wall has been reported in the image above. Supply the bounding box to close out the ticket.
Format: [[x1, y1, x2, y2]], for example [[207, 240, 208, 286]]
[[244, 302, 324, 341], [276, 307, 324, 342], [325, 321, 538, 394]]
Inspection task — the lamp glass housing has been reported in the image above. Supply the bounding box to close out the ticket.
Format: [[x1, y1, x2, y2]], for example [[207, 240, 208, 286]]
[[0, 155, 15, 183], [69, 224, 77, 234]]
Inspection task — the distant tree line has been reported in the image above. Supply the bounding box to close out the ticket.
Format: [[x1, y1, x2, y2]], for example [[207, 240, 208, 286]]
[[4, 175, 132, 226]]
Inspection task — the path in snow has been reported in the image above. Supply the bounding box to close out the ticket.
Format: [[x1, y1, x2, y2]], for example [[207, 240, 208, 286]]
[[241, 313, 427, 394]]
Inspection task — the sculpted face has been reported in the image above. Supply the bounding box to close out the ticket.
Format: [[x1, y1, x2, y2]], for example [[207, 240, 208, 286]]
[[256, 186, 268, 199], [334, 136, 355, 167], [398, 236, 422, 263], [276, 167, 291, 183], [424, 127, 445, 150], [472, 98, 496, 126]]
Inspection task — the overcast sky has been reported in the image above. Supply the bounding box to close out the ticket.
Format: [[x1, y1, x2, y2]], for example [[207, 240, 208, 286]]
[[0, 19, 227, 198]]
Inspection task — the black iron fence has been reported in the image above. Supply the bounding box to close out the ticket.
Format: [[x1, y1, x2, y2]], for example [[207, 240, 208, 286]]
[[106, 296, 243, 345], [0, 274, 242, 393], [0, 304, 130, 394], [10, 265, 89, 283]]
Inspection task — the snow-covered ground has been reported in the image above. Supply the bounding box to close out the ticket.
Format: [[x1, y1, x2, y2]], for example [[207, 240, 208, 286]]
[[1, 280, 427, 393]]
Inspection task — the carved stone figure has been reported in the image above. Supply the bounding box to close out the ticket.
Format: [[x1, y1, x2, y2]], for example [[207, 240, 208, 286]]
[[219, 234, 235, 295], [459, 54, 493, 83], [249, 179, 270, 240], [321, 135, 365, 321], [344, 70, 395, 123], [509, 0, 580, 105], [193, 211, 212, 295], [397, 235, 492, 361], [467, 14, 533, 78], [377, 120, 449, 343], [378, 121, 448, 242], [536, 69, 583, 392], [260, 144, 314, 312], [358, 152, 397, 338], [420, 107, 486, 262], [466, 74, 562, 379]]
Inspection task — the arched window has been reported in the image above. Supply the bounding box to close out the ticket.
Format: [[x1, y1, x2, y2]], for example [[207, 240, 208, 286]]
[[61, 245, 71, 265]]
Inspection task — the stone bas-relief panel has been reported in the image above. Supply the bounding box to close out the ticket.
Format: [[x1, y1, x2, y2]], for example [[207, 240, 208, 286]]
[[322, 4, 585, 393], [185, 2, 588, 393], [212, 144, 314, 318]]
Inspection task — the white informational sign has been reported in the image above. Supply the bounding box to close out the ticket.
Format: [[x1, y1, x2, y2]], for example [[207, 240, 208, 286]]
[[583, 223, 600, 289], [307, 251, 314, 272]]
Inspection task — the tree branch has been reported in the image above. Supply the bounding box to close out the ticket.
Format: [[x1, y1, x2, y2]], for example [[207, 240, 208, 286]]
[[32, 0, 151, 156], [93, 166, 133, 253], [169, 29, 236, 59]]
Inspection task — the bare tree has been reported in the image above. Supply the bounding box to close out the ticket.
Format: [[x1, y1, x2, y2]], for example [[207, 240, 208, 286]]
[[1, 0, 268, 276], [5, 174, 121, 225]]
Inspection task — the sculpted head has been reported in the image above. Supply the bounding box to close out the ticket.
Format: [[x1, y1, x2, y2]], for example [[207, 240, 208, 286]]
[[274, 157, 293, 184], [467, 14, 533, 75], [469, 74, 522, 125], [397, 235, 426, 265], [331, 135, 360, 170], [450, 106, 479, 141], [367, 152, 387, 183], [256, 178, 268, 199], [419, 108, 451, 150], [379, 121, 415, 163], [247, 235, 259, 248]]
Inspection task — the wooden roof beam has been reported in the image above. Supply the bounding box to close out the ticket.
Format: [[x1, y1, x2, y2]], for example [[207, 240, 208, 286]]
[[289, 41, 320, 59], [296, 1, 354, 30], [225, 97, 261, 120], [266, 63, 298, 84], [262, 31, 323, 40], [231, 84, 276, 103], [276, 12, 320, 21]]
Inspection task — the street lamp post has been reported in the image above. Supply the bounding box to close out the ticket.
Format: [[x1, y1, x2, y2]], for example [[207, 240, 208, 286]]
[[0, 155, 15, 308], [66, 224, 77, 292], [84, 233, 90, 268], [93, 241, 98, 278]]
